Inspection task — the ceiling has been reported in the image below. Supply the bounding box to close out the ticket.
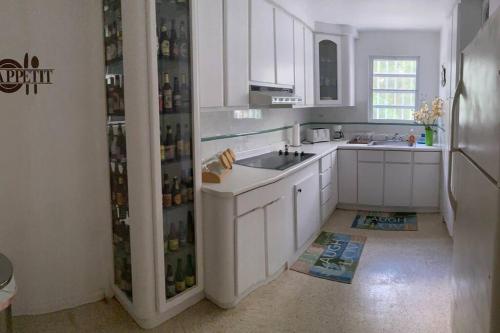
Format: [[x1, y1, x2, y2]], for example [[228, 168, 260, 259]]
[[273, 0, 457, 30]]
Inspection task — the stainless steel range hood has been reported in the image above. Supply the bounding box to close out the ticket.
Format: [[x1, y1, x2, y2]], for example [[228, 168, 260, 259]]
[[249, 85, 303, 108]]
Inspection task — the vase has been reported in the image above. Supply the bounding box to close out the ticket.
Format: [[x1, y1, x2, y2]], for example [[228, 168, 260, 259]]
[[425, 127, 434, 146]]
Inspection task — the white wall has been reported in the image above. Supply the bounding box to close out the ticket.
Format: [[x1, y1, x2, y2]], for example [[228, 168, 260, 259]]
[[313, 30, 440, 123], [0, 0, 110, 314], [492, 0, 500, 13]]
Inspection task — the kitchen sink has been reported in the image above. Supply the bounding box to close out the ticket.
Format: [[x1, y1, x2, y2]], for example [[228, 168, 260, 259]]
[[368, 140, 412, 147]]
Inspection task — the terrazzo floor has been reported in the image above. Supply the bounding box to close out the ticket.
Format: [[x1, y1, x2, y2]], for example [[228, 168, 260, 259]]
[[14, 209, 453, 332]]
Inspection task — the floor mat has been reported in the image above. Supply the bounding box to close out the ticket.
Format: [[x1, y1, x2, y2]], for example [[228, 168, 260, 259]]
[[352, 212, 418, 231]]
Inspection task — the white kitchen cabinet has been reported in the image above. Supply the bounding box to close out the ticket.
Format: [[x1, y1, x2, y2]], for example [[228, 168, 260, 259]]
[[236, 208, 267, 295], [384, 163, 412, 206], [338, 150, 357, 204], [265, 197, 287, 276], [412, 164, 440, 207], [250, 0, 275, 84], [358, 162, 384, 206], [274, 8, 294, 85], [197, 0, 224, 107], [293, 20, 305, 104], [224, 0, 249, 107], [340, 35, 356, 107], [315, 33, 342, 105], [331, 151, 339, 208], [294, 173, 320, 250], [304, 27, 315, 105]]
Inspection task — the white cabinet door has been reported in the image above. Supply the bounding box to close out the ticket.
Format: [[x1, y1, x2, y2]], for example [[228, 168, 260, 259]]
[[338, 150, 357, 204], [315, 33, 342, 105], [358, 162, 384, 206], [236, 208, 266, 295], [304, 27, 315, 105], [384, 163, 412, 206], [294, 173, 320, 249], [412, 164, 440, 207], [274, 8, 294, 85], [250, 0, 275, 83], [293, 20, 305, 104], [331, 152, 339, 208], [265, 197, 287, 276], [224, 0, 249, 107], [197, 0, 224, 107]]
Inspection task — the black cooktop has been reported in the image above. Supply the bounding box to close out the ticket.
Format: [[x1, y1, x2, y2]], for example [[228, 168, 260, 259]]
[[235, 151, 315, 171]]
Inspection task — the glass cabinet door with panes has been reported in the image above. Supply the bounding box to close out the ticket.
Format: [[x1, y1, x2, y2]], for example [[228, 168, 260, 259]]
[[315, 33, 342, 105], [101, 0, 202, 329]]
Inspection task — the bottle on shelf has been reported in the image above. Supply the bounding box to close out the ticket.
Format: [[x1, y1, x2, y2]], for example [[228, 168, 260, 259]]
[[183, 124, 191, 158], [166, 264, 176, 298], [106, 77, 115, 115], [173, 77, 181, 113], [159, 19, 170, 58], [187, 211, 195, 244], [180, 73, 190, 110], [116, 163, 127, 206], [179, 219, 187, 247], [186, 169, 194, 202], [185, 254, 195, 288], [180, 176, 188, 204], [168, 222, 179, 251], [164, 125, 175, 161], [172, 177, 182, 206], [169, 20, 178, 60], [162, 175, 172, 208], [175, 258, 186, 293], [162, 73, 173, 113], [178, 21, 188, 59], [116, 124, 126, 157], [175, 123, 183, 160]]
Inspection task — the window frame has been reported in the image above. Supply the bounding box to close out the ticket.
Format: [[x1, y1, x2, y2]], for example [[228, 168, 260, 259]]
[[368, 55, 420, 124]]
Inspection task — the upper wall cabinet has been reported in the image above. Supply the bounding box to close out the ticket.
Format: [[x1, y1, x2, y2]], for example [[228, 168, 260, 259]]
[[250, 0, 276, 84], [315, 33, 342, 105], [197, 0, 249, 109], [314, 23, 357, 107], [293, 20, 305, 105], [304, 27, 315, 106], [274, 8, 294, 85]]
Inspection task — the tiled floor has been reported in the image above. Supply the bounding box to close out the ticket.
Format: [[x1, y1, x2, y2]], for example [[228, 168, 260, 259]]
[[14, 209, 453, 332]]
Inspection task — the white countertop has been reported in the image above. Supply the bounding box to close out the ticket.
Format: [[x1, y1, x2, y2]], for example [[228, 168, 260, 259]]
[[202, 141, 441, 198]]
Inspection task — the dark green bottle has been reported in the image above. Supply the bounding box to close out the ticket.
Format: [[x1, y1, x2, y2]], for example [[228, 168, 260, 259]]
[[175, 258, 186, 293], [185, 254, 195, 288]]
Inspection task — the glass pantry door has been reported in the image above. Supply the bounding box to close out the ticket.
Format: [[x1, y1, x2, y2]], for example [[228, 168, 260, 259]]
[[103, 0, 132, 300], [155, 0, 196, 301]]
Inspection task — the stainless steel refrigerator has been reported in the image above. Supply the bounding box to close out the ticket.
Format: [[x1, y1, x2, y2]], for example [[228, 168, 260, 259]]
[[449, 8, 500, 333]]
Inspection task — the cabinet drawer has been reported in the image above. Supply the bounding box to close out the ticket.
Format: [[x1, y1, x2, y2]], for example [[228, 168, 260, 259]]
[[385, 151, 412, 163], [321, 185, 332, 205], [320, 169, 332, 189], [358, 150, 383, 162], [320, 154, 332, 173], [236, 181, 282, 216], [414, 152, 441, 164]]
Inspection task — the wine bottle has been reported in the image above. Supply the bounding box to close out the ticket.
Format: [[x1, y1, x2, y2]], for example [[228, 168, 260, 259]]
[[179, 219, 187, 247], [175, 258, 186, 293], [183, 124, 191, 158], [186, 168, 194, 202], [180, 174, 188, 204], [187, 210, 195, 244], [116, 163, 126, 206], [172, 177, 182, 205], [166, 264, 176, 298], [165, 125, 175, 161], [175, 123, 183, 160], [169, 20, 178, 60], [159, 20, 170, 58], [180, 73, 189, 109], [162, 175, 172, 208], [173, 77, 181, 113], [178, 21, 188, 59], [162, 73, 173, 113], [168, 223, 179, 251], [185, 254, 195, 288]]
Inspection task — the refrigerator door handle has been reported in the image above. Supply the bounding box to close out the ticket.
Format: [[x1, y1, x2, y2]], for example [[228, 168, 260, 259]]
[[447, 54, 464, 213]]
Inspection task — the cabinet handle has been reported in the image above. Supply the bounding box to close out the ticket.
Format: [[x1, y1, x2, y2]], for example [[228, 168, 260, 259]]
[[297, 189, 302, 193]]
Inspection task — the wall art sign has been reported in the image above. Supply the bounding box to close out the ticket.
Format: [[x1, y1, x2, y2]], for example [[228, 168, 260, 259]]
[[0, 53, 54, 95]]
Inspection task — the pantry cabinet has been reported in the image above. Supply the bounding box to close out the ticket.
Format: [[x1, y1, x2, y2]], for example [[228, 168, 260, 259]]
[[102, 0, 203, 328]]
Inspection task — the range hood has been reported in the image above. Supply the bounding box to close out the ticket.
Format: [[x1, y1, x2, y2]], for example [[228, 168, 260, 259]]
[[249, 85, 303, 107]]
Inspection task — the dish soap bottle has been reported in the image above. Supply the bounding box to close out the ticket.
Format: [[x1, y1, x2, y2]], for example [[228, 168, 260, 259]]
[[407, 129, 416, 147]]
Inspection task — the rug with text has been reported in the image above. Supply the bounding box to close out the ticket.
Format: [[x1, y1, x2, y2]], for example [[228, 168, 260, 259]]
[[351, 212, 418, 231]]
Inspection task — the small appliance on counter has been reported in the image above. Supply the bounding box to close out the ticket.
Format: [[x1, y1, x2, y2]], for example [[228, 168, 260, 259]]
[[332, 125, 344, 140], [305, 127, 330, 143]]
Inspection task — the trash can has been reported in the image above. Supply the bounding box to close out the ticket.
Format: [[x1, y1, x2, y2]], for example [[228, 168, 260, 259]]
[[0, 254, 15, 333]]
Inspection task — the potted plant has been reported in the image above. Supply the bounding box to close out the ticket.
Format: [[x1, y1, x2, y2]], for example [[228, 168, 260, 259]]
[[413, 98, 444, 146]]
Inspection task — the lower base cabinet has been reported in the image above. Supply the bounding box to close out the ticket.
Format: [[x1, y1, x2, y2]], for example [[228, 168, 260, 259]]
[[236, 208, 267, 295], [384, 163, 412, 206], [295, 173, 320, 250], [265, 197, 287, 276], [357, 162, 383, 205], [412, 164, 440, 207]]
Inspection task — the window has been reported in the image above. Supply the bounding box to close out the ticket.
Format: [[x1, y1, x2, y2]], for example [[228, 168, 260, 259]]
[[369, 57, 419, 122]]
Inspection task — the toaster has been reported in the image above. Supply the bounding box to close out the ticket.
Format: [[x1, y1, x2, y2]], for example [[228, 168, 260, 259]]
[[305, 128, 331, 143]]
